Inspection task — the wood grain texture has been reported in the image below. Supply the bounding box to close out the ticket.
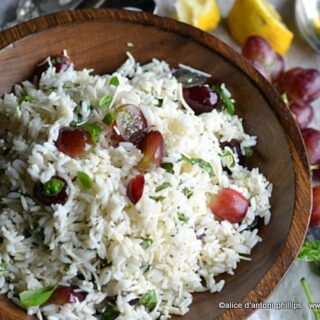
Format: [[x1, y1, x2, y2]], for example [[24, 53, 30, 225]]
[[0, 9, 312, 320]]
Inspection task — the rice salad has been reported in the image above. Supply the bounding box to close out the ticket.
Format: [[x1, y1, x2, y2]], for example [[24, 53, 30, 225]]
[[0, 52, 272, 320]]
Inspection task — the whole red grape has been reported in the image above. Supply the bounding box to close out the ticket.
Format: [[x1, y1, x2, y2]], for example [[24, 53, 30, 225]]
[[302, 128, 320, 164], [310, 186, 320, 227], [289, 103, 314, 129]]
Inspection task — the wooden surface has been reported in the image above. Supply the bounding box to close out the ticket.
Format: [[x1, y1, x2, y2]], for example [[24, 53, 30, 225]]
[[0, 9, 312, 320]]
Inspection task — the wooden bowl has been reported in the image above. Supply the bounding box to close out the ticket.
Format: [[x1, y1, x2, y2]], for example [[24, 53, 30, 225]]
[[0, 9, 311, 320]]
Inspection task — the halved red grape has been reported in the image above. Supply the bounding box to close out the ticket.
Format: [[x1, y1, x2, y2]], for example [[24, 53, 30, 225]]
[[127, 175, 145, 204], [34, 54, 72, 82], [209, 188, 248, 223], [55, 127, 91, 158], [310, 186, 320, 227], [289, 103, 314, 129], [49, 286, 87, 305], [34, 176, 69, 206], [137, 131, 164, 171], [302, 128, 320, 164], [113, 104, 148, 145], [183, 86, 219, 115], [276, 68, 320, 104], [242, 36, 284, 82]]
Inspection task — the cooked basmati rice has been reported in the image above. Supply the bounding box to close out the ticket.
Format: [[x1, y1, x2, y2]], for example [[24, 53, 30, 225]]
[[0, 53, 272, 319]]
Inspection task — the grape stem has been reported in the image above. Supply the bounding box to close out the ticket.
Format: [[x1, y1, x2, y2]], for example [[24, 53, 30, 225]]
[[311, 164, 320, 171]]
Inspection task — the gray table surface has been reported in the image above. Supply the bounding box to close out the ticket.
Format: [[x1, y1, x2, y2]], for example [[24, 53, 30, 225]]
[[0, 1, 320, 320]]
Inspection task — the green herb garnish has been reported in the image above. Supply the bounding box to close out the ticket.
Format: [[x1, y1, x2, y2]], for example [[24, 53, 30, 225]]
[[110, 76, 120, 87], [77, 172, 93, 191], [161, 162, 174, 174], [99, 95, 113, 108], [139, 290, 157, 311], [101, 306, 120, 320], [219, 148, 236, 168], [1, 260, 7, 272], [19, 285, 57, 307], [69, 120, 78, 127], [156, 99, 163, 108], [180, 154, 215, 177], [155, 182, 172, 193], [53, 56, 62, 64], [212, 84, 235, 116], [298, 241, 320, 263], [143, 265, 151, 273], [178, 212, 188, 222], [150, 195, 165, 202], [43, 178, 64, 197], [142, 238, 153, 249], [182, 187, 193, 199], [103, 113, 115, 125], [18, 96, 33, 105], [82, 123, 102, 144], [244, 147, 253, 157]]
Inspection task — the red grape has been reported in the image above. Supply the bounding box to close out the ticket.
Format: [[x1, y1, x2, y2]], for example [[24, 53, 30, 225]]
[[49, 286, 87, 305], [126, 175, 145, 204], [276, 68, 320, 104], [137, 131, 164, 171], [183, 86, 219, 115], [301, 128, 320, 164], [34, 54, 72, 82], [242, 36, 284, 81], [55, 127, 91, 158], [209, 188, 248, 223], [220, 139, 242, 159], [113, 104, 148, 145], [34, 176, 69, 206], [289, 103, 314, 129], [310, 186, 320, 227]]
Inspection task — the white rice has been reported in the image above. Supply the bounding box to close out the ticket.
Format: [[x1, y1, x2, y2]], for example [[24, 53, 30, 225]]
[[0, 53, 272, 319]]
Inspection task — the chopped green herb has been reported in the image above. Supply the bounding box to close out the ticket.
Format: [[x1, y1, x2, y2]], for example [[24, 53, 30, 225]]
[[244, 147, 253, 157], [156, 98, 163, 108], [219, 148, 236, 168], [53, 56, 62, 64], [143, 265, 151, 274], [82, 123, 102, 144], [103, 113, 115, 126], [110, 76, 120, 87], [139, 289, 157, 311], [64, 264, 71, 271], [182, 187, 193, 199], [77, 172, 93, 191], [19, 285, 57, 307], [155, 182, 172, 193], [212, 84, 235, 116], [1, 260, 7, 272], [180, 154, 215, 177], [43, 178, 64, 197], [99, 95, 113, 108], [298, 241, 320, 263], [150, 195, 165, 202], [161, 162, 174, 174], [18, 95, 33, 105], [178, 212, 188, 222], [69, 120, 78, 127], [101, 306, 120, 320], [142, 238, 153, 249]]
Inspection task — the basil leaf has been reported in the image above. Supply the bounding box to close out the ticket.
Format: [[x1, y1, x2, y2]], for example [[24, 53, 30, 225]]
[[110, 76, 120, 87], [181, 154, 215, 177], [182, 187, 193, 199], [161, 162, 174, 174], [43, 178, 64, 196], [244, 147, 253, 157], [77, 172, 93, 191], [212, 84, 235, 116], [219, 148, 236, 168], [18, 96, 33, 105], [139, 290, 157, 311], [103, 113, 115, 126], [155, 182, 172, 193], [99, 95, 113, 108], [142, 238, 153, 249], [298, 241, 320, 263], [178, 212, 188, 222], [82, 123, 102, 144], [19, 285, 57, 307], [101, 306, 120, 320]]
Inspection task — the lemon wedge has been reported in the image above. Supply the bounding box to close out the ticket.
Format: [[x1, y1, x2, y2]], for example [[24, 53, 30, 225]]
[[175, 0, 221, 32], [228, 0, 294, 55]]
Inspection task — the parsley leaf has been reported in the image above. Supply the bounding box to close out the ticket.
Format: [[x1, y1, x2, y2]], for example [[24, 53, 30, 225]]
[[212, 84, 235, 116], [99, 95, 113, 108], [110, 76, 120, 87], [182, 187, 193, 199], [77, 172, 93, 191], [180, 154, 215, 177], [139, 290, 157, 311], [82, 123, 102, 144]]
